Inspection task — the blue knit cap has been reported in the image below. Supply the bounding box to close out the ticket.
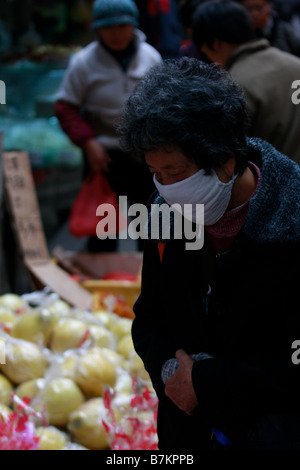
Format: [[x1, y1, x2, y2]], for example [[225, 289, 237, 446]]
[[91, 0, 139, 29]]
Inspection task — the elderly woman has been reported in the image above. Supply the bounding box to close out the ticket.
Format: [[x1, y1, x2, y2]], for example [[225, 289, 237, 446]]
[[118, 58, 300, 450], [55, 0, 162, 251]]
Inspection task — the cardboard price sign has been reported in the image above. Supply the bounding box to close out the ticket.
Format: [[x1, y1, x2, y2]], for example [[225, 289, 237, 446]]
[[3, 152, 93, 310], [3, 151, 49, 263]]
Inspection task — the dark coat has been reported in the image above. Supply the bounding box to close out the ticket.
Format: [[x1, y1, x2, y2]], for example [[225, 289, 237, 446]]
[[226, 39, 300, 164], [132, 138, 300, 450], [258, 11, 300, 56]]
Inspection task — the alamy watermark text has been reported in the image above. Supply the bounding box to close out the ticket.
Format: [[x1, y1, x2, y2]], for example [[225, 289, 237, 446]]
[[291, 340, 300, 365], [291, 80, 300, 104], [95, 196, 204, 250]]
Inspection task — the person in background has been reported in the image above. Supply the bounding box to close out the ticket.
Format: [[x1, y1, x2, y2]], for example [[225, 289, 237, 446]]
[[235, 0, 300, 55], [178, 0, 206, 58], [117, 56, 300, 450], [192, 0, 300, 165], [135, 0, 183, 59], [55, 0, 162, 252], [286, 0, 300, 40]]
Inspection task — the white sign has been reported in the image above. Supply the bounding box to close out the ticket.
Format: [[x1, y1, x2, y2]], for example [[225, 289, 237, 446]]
[[0, 338, 5, 364], [0, 81, 5, 105]]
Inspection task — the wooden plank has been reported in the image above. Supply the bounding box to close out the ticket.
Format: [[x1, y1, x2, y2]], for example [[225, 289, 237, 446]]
[[26, 260, 93, 310]]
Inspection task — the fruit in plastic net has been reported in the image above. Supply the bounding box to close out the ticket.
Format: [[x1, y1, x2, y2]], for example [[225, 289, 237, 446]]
[[114, 369, 133, 396], [127, 350, 151, 381], [14, 378, 45, 407], [89, 324, 116, 349], [0, 403, 12, 421], [50, 318, 90, 353], [0, 294, 26, 313], [74, 347, 117, 398], [46, 299, 70, 318], [116, 336, 150, 381], [0, 374, 13, 407], [36, 426, 69, 450], [108, 371, 134, 422], [0, 340, 48, 384], [92, 310, 116, 330], [117, 333, 134, 360], [0, 307, 17, 333], [55, 353, 78, 380], [11, 310, 60, 346], [100, 347, 125, 369], [41, 377, 84, 427], [111, 317, 132, 339], [63, 442, 88, 450], [68, 398, 109, 450]]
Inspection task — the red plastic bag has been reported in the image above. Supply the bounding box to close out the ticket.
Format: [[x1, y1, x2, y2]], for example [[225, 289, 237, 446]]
[[69, 172, 126, 238]]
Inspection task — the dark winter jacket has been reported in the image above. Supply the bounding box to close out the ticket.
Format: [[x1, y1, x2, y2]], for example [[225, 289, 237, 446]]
[[257, 11, 300, 56], [135, 0, 183, 59], [132, 138, 300, 450]]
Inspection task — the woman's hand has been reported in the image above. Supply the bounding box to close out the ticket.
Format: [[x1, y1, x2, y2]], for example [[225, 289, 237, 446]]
[[84, 138, 112, 173], [164, 349, 198, 416]]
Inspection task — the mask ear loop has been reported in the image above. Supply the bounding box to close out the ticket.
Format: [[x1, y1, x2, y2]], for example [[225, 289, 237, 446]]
[[215, 170, 238, 187]]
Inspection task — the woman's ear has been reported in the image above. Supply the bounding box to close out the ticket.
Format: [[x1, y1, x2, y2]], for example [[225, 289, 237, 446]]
[[225, 156, 236, 178], [215, 156, 236, 182]]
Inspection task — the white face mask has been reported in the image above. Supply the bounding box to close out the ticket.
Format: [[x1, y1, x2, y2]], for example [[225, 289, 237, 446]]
[[153, 169, 237, 226]]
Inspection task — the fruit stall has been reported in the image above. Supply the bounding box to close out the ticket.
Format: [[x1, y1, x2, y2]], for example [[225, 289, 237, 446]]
[[0, 289, 158, 451], [0, 136, 158, 452]]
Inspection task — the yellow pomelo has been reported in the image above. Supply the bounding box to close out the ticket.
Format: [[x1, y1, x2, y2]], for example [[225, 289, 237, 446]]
[[63, 442, 88, 450], [14, 378, 46, 405], [46, 299, 70, 317], [0, 294, 26, 313], [117, 334, 134, 359], [100, 347, 125, 368], [0, 403, 12, 421], [55, 354, 78, 380], [0, 307, 17, 333], [68, 398, 109, 450], [114, 370, 133, 396], [89, 324, 116, 349], [36, 426, 69, 450], [12, 310, 59, 346], [111, 317, 132, 339], [126, 350, 150, 381], [74, 347, 117, 398], [0, 374, 14, 406], [50, 318, 89, 353], [42, 377, 84, 427], [0, 340, 47, 384], [92, 310, 116, 330]]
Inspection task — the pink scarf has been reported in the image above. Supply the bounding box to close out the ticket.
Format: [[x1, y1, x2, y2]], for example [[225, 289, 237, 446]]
[[205, 161, 261, 252]]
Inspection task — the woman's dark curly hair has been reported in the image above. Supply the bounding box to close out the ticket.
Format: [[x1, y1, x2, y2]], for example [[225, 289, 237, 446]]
[[118, 57, 249, 174]]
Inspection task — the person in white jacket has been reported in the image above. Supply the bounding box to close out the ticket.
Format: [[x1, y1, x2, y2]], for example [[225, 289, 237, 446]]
[[55, 0, 162, 251]]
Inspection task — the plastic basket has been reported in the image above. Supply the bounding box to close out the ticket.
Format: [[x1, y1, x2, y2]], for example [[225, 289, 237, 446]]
[[81, 279, 141, 318]]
